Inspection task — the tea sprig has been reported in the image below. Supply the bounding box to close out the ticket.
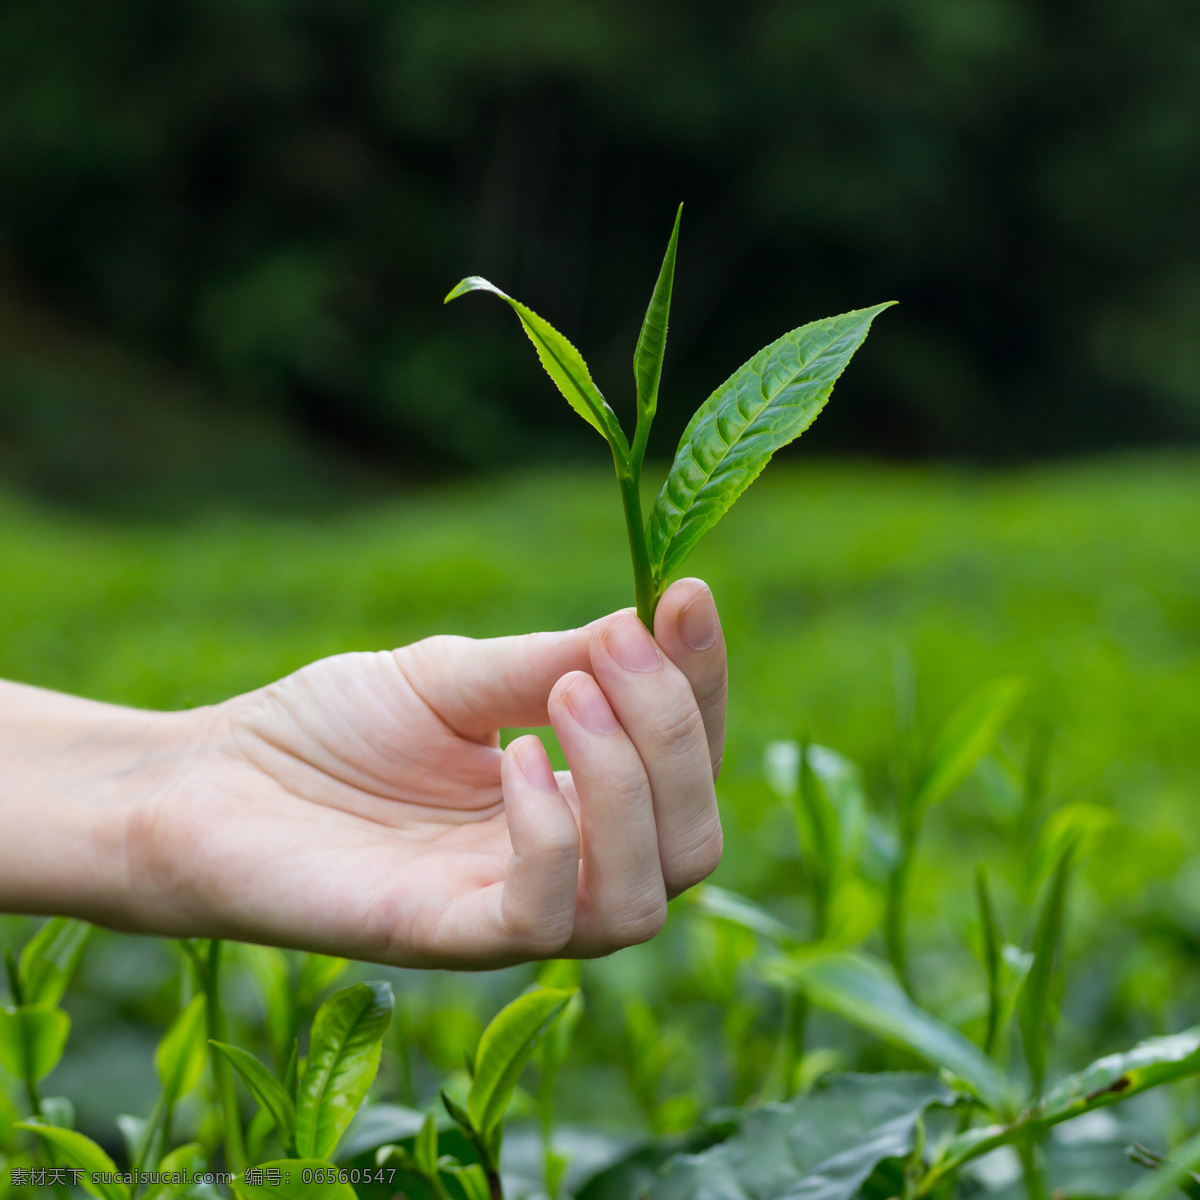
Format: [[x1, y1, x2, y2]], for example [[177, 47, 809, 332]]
[[447, 206, 893, 628]]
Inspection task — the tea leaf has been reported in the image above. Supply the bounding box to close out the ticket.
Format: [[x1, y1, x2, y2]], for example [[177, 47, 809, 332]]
[[334, 1102, 425, 1161], [643, 1073, 954, 1200], [440, 1087, 473, 1132], [246, 1106, 276, 1166], [634, 204, 682, 423], [210, 1041, 297, 1153], [538, 989, 585, 1076], [19, 919, 92, 1007], [763, 952, 1015, 1115], [40, 1095, 74, 1130], [15, 1122, 130, 1199], [445, 277, 629, 456], [928, 1025, 1200, 1183], [1020, 839, 1076, 1098], [238, 944, 293, 1068], [140, 1142, 206, 1200], [1042, 1024, 1200, 1120], [296, 954, 348, 1007], [797, 743, 840, 934], [537, 959, 582, 992], [545, 1147, 571, 1198], [160, 1142, 205, 1172], [0, 1005, 71, 1081], [414, 1108, 439, 1177], [284, 1037, 300, 1102], [295, 981, 393, 1160], [116, 1114, 145, 1163], [975, 866, 1004, 1057], [691, 884, 796, 945], [237, 1159, 356, 1199], [442, 1160, 493, 1200], [647, 303, 892, 582], [467, 988, 574, 1134], [375, 1143, 416, 1169], [765, 742, 869, 869], [1031, 802, 1115, 882], [911, 677, 1026, 819], [4, 948, 21, 1005], [155, 994, 207, 1102]]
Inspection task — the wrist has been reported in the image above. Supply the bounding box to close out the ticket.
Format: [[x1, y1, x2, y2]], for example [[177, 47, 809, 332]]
[[0, 680, 207, 926]]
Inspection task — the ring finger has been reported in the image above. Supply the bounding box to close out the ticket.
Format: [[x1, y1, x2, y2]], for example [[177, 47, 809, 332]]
[[548, 670, 667, 955]]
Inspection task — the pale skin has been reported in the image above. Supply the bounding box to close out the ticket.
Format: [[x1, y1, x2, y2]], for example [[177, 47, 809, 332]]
[[0, 578, 726, 968]]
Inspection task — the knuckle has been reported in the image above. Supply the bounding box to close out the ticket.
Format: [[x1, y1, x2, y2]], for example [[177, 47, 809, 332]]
[[606, 761, 651, 811], [537, 823, 581, 866], [400, 634, 468, 673], [596, 885, 668, 950], [697, 666, 729, 713], [581, 887, 668, 956], [504, 908, 575, 958], [665, 819, 724, 893], [620, 896, 669, 946], [649, 701, 707, 758]]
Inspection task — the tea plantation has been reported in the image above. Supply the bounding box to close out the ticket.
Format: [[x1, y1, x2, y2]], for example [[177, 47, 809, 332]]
[[2, 454, 1199, 1198]]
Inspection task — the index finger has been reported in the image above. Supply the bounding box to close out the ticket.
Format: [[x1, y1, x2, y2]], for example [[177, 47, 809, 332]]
[[652, 578, 728, 778]]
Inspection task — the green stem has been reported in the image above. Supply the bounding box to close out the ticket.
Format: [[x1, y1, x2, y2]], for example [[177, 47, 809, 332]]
[[629, 400, 652, 478], [11, 958, 44, 1129], [468, 1127, 505, 1200], [23, 1065, 69, 1200], [780, 994, 808, 1100], [487, 1166, 505, 1200], [22, 1073, 42, 1124], [395, 1037, 416, 1109], [132, 1092, 175, 1198], [885, 836, 916, 998], [9, 951, 68, 1200], [617, 463, 657, 631], [1017, 1137, 1048, 1200], [902, 1116, 927, 1200], [131, 1092, 164, 1188], [537, 1063, 556, 1179], [204, 941, 247, 1173], [4, 947, 22, 1006], [426, 1169, 453, 1200]]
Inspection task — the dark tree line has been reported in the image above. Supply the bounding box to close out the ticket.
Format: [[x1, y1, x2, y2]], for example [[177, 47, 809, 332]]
[[1, 0, 1197, 508]]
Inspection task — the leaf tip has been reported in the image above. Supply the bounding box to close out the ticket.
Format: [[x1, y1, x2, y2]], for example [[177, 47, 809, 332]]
[[444, 276, 494, 305]]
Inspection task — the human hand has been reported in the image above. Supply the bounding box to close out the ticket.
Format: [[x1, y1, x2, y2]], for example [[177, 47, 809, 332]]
[[115, 578, 726, 967]]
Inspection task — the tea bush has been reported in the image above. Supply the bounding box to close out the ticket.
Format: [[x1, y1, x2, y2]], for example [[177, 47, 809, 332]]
[[2, 456, 1200, 1197]]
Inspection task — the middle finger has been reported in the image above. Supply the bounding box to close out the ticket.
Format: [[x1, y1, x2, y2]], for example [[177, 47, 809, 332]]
[[589, 612, 723, 896], [548, 670, 667, 954]]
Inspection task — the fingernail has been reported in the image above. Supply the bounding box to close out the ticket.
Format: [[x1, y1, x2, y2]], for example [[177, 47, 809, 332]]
[[678, 586, 718, 651], [603, 613, 661, 672], [564, 677, 621, 734], [515, 737, 559, 791]]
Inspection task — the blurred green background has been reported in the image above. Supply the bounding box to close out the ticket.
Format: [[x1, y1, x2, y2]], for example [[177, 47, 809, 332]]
[[2, 458, 1199, 1153], [2, 0, 1200, 1170], [2, 0, 1199, 511]]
